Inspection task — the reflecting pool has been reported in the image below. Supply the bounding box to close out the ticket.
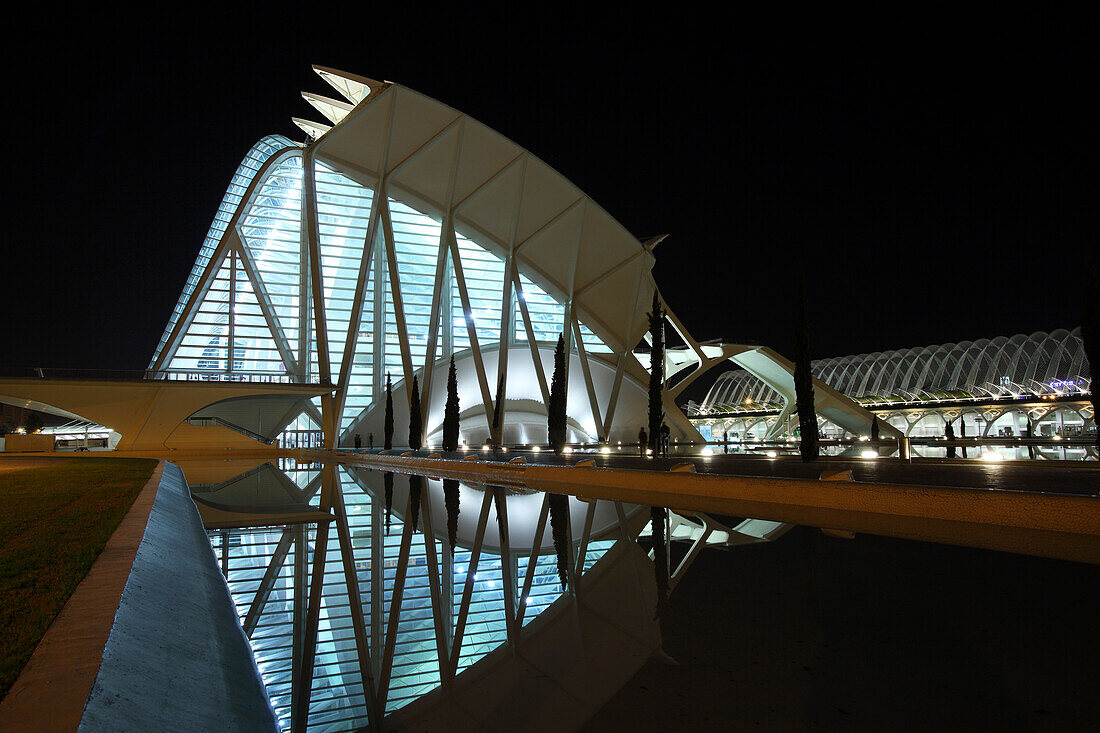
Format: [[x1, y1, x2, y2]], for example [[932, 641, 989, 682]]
[[191, 460, 659, 732]]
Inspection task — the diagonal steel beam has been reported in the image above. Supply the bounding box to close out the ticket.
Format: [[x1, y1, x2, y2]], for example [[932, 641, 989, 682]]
[[447, 490, 494, 678], [234, 235, 300, 376], [516, 492, 550, 628], [493, 487, 519, 649], [243, 526, 295, 637], [328, 469, 379, 720], [417, 483, 452, 689], [376, 490, 415, 712]]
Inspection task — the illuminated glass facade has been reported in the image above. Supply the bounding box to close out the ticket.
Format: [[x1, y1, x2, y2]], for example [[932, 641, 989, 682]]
[[151, 140, 617, 442], [147, 66, 671, 728]]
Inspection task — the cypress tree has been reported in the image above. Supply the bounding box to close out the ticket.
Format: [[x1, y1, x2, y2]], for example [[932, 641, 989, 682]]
[[647, 290, 665, 456], [548, 493, 570, 590], [945, 420, 957, 458], [794, 267, 819, 462], [384, 373, 394, 451], [492, 372, 505, 448], [650, 506, 669, 619], [442, 356, 460, 452], [1082, 252, 1100, 451], [409, 375, 422, 450], [959, 416, 968, 458], [443, 478, 460, 556], [408, 474, 422, 532], [548, 334, 568, 453], [870, 416, 880, 442]]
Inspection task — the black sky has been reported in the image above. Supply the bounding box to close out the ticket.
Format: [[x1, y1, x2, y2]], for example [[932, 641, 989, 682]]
[[3, 8, 1091, 396]]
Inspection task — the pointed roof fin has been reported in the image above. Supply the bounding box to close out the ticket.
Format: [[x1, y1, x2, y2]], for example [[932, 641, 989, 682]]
[[292, 117, 332, 141], [312, 65, 386, 105], [301, 92, 354, 125]]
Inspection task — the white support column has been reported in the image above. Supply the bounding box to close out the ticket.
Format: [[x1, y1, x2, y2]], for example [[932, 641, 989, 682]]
[[303, 149, 331, 383], [380, 198, 417, 401], [513, 269, 551, 405], [449, 226, 495, 429], [332, 185, 383, 431], [227, 248, 236, 377], [572, 318, 605, 442]]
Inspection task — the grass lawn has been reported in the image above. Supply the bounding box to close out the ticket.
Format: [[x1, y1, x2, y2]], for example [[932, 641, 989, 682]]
[[0, 458, 158, 698]]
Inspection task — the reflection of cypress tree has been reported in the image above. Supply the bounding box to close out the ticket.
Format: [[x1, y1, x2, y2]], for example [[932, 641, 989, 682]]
[[548, 335, 568, 453], [384, 373, 394, 451], [408, 474, 422, 532], [384, 472, 394, 534], [650, 506, 669, 618], [493, 488, 505, 537], [442, 356, 460, 452], [794, 267, 819, 462], [443, 478, 460, 556], [945, 420, 957, 458], [383, 374, 396, 535], [548, 493, 570, 590], [647, 290, 664, 455], [959, 416, 968, 458], [409, 375, 423, 450], [870, 417, 880, 441]]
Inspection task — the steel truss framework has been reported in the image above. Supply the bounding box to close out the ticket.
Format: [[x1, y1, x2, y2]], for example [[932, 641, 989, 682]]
[[701, 328, 1091, 413], [149, 67, 679, 447], [208, 466, 638, 731]]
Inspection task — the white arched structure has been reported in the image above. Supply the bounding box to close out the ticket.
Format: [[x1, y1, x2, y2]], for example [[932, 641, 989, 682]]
[[702, 328, 1091, 411], [146, 66, 877, 449]]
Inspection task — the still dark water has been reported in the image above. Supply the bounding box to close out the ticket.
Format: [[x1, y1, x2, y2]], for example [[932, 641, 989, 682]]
[[190, 460, 1099, 732]]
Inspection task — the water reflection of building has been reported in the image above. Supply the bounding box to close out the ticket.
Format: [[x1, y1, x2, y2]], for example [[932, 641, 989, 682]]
[[198, 462, 663, 730], [689, 328, 1094, 458]]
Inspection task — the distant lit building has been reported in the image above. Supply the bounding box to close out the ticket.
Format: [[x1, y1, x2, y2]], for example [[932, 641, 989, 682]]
[[691, 328, 1094, 452]]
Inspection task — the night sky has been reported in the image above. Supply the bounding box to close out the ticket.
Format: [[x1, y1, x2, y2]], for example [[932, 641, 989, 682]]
[[4, 9, 1090, 399]]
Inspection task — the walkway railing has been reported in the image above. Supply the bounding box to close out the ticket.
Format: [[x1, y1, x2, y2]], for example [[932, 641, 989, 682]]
[[0, 367, 326, 385]]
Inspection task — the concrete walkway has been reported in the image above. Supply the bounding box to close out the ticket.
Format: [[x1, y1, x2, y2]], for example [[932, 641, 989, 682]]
[[0, 462, 276, 732]]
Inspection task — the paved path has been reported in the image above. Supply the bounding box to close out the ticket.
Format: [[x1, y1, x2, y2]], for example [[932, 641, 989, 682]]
[[343, 450, 1100, 496]]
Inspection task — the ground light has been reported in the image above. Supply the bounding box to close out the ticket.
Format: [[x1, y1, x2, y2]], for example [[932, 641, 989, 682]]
[[981, 451, 1005, 461], [861, 449, 879, 459], [701, 448, 714, 456], [531, 445, 540, 453], [599, 446, 611, 455], [563, 446, 573, 454], [766, 450, 778, 458]]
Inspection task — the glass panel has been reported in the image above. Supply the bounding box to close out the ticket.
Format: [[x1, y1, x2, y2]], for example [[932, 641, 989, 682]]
[[316, 162, 375, 382], [152, 135, 294, 368]]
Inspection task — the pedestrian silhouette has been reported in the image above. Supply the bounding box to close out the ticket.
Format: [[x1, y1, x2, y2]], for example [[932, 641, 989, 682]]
[[368, 432, 374, 450], [638, 427, 647, 457], [354, 433, 362, 450]]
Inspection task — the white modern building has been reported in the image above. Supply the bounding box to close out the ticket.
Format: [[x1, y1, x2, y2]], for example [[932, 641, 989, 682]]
[[692, 328, 1094, 453]]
